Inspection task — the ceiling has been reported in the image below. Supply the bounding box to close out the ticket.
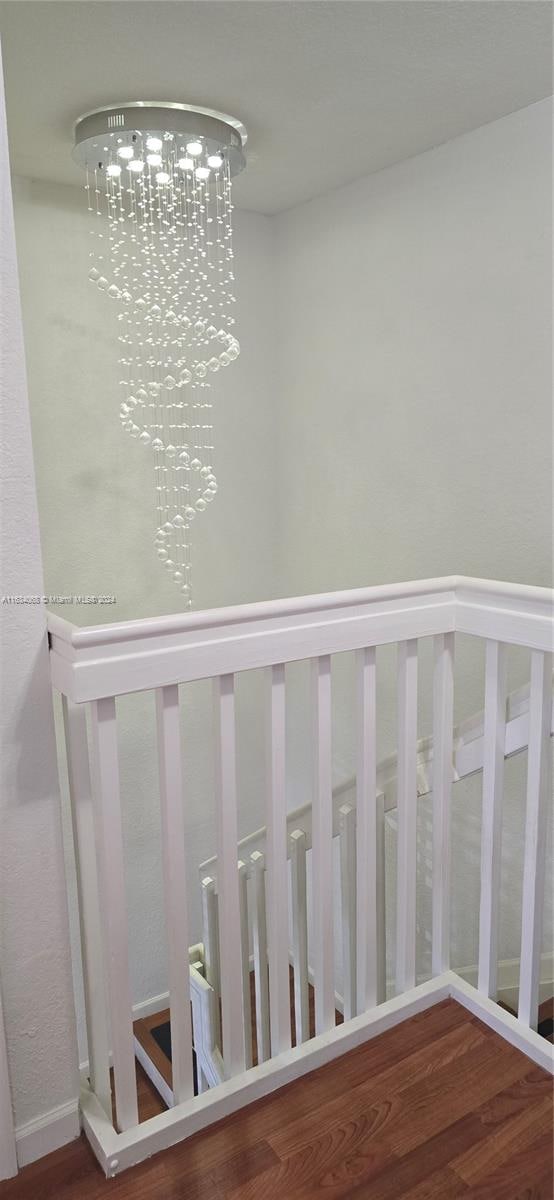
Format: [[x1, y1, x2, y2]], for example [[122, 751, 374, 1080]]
[[0, 1, 551, 215]]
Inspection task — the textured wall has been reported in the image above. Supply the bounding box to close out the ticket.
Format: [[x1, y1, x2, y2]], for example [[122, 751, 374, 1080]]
[[0, 56, 78, 1145]]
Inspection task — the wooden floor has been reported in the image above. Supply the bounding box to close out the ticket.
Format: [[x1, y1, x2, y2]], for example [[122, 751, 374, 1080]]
[[2, 999, 552, 1199]]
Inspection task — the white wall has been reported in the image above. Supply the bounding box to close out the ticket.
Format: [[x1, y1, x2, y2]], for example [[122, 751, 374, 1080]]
[[274, 98, 552, 601], [0, 59, 79, 1165]]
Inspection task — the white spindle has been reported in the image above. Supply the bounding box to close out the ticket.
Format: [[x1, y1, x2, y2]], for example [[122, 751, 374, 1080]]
[[376, 791, 386, 1004], [431, 632, 455, 976], [156, 685, 194, 1103], [200, 876, 221, 1050], [396, 639, 418, 995], [339, 804, 357, 1020], [355, 646, 378, 1014], [265, 663, 291, 1056], [213, 674, 245, 1078], [311, 655, 335, 1035], [290, 828, 309, 1044], [62, 697, 111, 1119], [478, 640, 507, 1000], [237, 861, 253, 1070], [89, 696, 138, 1131], [250, 851, 270, 1063], [518, 651, 552, 1029]]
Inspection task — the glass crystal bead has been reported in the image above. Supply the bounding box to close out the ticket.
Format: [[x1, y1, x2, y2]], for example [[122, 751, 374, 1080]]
[[157, 548, 168, 560], [180, 369, 192, 384], [164, 375, 176, 390], [163, 522, 173, 534], [190, 458, 201, 471], [200, 466, 211, 479], [88, 268, 100, 282], [195, 498, 207, 512], [97, 276, 108, 290], [178, 451, 190, 465], [165, 444, 176, 457], [139, 431, 151, 444], [184, 506, 196, 521], [108, 284, 120, 299], [194, 363, 207, 379], [173, 570, 184, 582], [208, 357, 220, 372], [173, 514, 185, 527], [219, 352, 230, 366], [152, 438, 164, 452]]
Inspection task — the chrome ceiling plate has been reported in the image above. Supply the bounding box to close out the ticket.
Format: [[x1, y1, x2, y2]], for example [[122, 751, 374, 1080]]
[[73, 101, 247, 176]]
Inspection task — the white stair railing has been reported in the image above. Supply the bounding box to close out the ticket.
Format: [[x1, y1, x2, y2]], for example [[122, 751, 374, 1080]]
[[48, 575, 553, 1177]]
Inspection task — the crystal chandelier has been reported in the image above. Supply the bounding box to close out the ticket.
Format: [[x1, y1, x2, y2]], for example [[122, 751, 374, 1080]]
[[73, 103, 247, 607]]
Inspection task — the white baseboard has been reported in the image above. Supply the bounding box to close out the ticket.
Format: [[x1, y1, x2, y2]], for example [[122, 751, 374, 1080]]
[[15, 1098, 80, 1168]]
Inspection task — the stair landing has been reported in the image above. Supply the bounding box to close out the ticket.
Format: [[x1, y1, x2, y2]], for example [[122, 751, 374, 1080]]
[[4, 998, 552, 1199]]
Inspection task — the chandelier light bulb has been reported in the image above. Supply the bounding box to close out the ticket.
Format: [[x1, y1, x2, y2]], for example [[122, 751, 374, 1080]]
[[73, 101, 247, 608]]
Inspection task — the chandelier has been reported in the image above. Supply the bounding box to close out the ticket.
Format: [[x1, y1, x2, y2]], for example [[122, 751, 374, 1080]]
[[73, 103, 247, 607]]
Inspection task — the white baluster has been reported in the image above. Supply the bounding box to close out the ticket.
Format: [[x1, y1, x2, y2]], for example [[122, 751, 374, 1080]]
[[290, 829, 309, 1044], [265, 663, 291, 1056], [396, 639, 418, 995], [89, 696, 138, 1131], [62, 696, 111, 1119], [155, 685, 194, 1103], [339, 804, 357, 1021], [213, 674, 245, 1078], [250, 851, 270, 1063], [355, 646, 378, 1013], [431, 633, 455, 976], [311, 655, 335, 1035], [518, 651, 552, 1029], [478, 640, 507, 1000], [376, 790, 386, 1004], [200, 876, 221, 1050], [238, 861, 253, 1070]]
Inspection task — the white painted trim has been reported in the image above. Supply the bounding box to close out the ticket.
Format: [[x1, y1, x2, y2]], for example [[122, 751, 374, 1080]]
[[15, 1099, 80, 1169], [448, 974, 553, 1075]]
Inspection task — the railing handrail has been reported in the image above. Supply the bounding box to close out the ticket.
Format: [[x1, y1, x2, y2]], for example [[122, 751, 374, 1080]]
[[47, 576, 553, 703], [47, 575, 551, 649]]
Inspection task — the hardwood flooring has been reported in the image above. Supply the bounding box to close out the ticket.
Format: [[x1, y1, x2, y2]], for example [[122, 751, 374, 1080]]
[[2, 999, 552, 1199]]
